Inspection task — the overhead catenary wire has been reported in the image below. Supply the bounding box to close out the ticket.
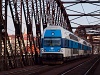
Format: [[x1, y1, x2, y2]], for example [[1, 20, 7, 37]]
[[81, 3, 90, 25]]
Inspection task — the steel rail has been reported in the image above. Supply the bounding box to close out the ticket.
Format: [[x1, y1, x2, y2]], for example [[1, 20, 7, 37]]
[[61, 56, 98, 75], [84, 57, 100, 75]]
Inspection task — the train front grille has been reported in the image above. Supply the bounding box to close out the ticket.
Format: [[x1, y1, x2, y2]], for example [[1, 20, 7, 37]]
[[42, 53, 63, 61]]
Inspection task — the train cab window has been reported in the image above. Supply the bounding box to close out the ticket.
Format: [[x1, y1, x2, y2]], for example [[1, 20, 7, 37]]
[[43, 38, 61, 47], [41, 38, 43, 48]]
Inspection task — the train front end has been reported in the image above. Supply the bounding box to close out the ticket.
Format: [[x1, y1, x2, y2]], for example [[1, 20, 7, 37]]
[[40, 27, 63, 64]]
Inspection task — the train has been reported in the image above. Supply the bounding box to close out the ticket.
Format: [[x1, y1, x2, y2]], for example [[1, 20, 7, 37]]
[[40, 26, 92, 64]]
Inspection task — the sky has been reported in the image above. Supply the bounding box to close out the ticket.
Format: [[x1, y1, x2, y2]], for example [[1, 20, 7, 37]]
[[7, 0, 100, 36]]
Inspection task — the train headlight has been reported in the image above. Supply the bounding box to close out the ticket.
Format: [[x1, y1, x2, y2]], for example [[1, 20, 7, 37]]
[[60, 49, 63, 52], [41, 49, 45, 52], [59, 49, 63, 52]]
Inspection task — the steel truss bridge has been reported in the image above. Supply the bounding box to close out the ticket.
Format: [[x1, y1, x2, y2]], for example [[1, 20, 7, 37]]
[[0, 0, 100, 71]]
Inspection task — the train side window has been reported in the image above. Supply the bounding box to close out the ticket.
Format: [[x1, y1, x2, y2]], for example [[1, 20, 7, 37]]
[[80, 44, 81, 49], [64, 39, 67, 47], [86, 46, 87, 50], [73, 41, 78, 49], [66, 39, 69, 47], [83, 45, 85, 50], [82, 45, 84, 50], [75, 42, 77, 48], [64, 39, 69, 47], [78, 43, 81, 49], [71, 41, 73, 48], [85, 46, 87, 50], [68, 40, 73, 48]]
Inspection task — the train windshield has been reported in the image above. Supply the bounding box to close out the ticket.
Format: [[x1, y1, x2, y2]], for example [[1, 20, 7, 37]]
[[43, 38, 61, 47]]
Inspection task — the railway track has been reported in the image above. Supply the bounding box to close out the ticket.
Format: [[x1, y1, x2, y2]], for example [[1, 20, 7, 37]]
[[60, 55, 100, 75], [40, 55, 99, 75], [84, 56, 100, 75], [0, 65, 49, 75], [0, 55, 99, 75]]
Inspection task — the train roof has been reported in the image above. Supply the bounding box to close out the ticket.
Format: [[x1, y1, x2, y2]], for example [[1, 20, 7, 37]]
[[42, 26, 91, 46], [42, 26, 70, 38], [42, 26, 79, 40], [44, 26, 79, 41]]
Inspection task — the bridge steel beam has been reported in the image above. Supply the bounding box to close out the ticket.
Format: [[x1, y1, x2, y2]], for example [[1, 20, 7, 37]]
[[0, 0, 2, 71], [22, 0, 37, 65], [74, 25, 87, 39], [72, 25, 100, 29], [67, 14, 100, 16], [0, 0, 14, 71], [9, 0, 25, 68], [33, 0, 41, 64], [33, 0, 73, 32], [55, 0, 72, 32], [62, 1, 100, 4], [0, 0, 99, 71]]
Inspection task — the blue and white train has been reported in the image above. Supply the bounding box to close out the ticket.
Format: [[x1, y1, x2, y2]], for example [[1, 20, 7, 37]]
[[40, 26, 92, 64]]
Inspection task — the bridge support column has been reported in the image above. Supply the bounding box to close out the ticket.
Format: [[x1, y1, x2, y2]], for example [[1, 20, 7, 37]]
[[0, 0, 3, 71]]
